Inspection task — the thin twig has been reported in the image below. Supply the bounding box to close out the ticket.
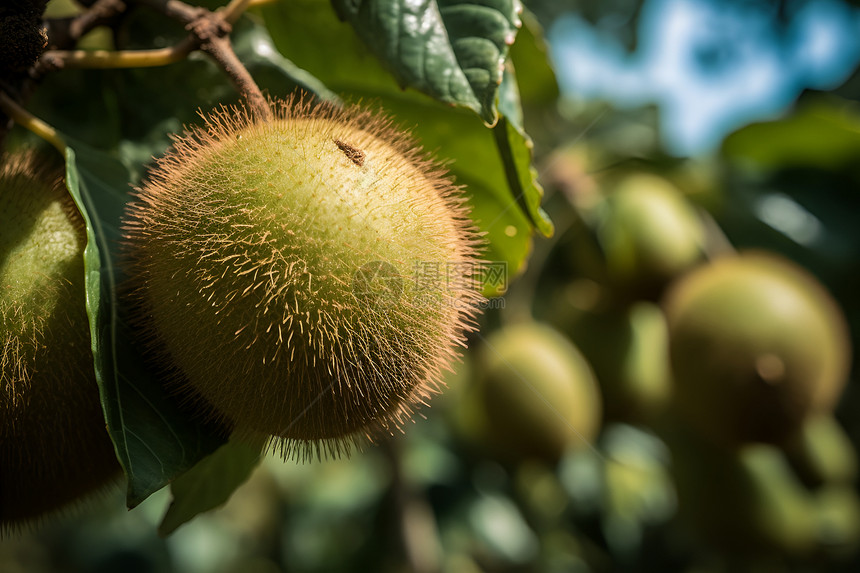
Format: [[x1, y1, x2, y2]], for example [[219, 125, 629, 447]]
[[39, 38, 194, 69], [0, 91, 65, 153], [45, 0, 127, 49], [34, 0, 270, 123], [132, 0, 271, 120], [132, 0, 202, 24], [219, 0, 253, 24]]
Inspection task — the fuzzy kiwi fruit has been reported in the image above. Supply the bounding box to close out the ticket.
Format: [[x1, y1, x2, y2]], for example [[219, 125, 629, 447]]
[[1, 152, 119, 531], [596, 173, 705, 297], [461, 322, 602, 462], [665, 252, 851, 447], [123, 97, 483, 458]]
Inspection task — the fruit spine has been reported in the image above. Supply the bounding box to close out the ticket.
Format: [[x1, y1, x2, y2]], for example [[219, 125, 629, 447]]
[[123, 96, 484, 459]]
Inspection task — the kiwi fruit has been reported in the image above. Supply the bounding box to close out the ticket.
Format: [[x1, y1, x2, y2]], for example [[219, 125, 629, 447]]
[[123, 97, 483, 459], [1, 152, 119, 531], [665, 252, 851, 447], [461, 321, 602, 462], [595, 173, 705, 297]]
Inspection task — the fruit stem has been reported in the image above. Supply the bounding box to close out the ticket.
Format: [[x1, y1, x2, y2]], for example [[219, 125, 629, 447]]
[[38, 0, 271, 121], [136, 0, 272, 121], [0, 91, 65, 153], [699, 208, 738, 258], [200, 34, 273, 122]]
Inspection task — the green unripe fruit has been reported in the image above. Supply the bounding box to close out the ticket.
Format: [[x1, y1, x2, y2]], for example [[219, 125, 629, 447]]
[[464, 322, 602, 462], [123, 99, 483, 458], [1, 153, 119, 530], [596, 173, 705, 296], [665, 252, 851, 447], [563, 301, 671, 425]]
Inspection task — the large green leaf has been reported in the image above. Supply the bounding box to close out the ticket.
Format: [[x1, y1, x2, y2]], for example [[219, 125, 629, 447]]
[[330, 0, 521, 125], [62, 139, 227, 508]]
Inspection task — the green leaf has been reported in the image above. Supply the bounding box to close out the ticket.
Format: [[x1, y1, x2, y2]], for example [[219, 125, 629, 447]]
[[62, 139, 227, 508], [508, 9, 560, 108], [494, 67, 554, 237], [722, 97, 860, 171], [331, 0, 522, 125], [158, 439, 264, 536], [231, 15, 341, 104]]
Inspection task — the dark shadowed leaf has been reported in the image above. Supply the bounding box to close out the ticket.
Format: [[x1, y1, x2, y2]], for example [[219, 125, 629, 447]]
[[158, 439, 264, 536], [62, 138, 227, 508]]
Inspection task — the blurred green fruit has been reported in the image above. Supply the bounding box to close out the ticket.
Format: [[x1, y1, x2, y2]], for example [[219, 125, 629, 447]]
[[665, 252, 851, 447], [465, 322, 602, 462], [670, 430, 816, 556], [563, 302, 671, 424], [596, 174, 705, 296], [783, 415, 858, 489]]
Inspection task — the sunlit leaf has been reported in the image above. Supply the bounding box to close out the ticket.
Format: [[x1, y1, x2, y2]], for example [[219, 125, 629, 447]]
[[331, 0, 522, 125]]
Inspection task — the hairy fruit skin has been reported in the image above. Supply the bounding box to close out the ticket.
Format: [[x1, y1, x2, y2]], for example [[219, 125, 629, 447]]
[[1, 153, 119, 530], [123, 98, 483, 458]]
